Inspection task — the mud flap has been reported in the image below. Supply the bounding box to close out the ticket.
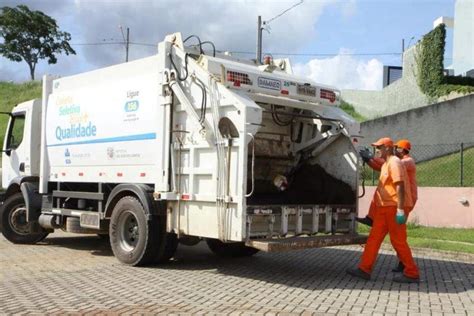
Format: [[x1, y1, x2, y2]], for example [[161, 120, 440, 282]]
[[20, 182, 42, 222]]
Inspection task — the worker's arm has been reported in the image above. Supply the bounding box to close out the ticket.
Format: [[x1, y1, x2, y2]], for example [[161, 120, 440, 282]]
[[395, 181, 406, 224], [367, 157, 384, 171], [396, 182, 405, 210]]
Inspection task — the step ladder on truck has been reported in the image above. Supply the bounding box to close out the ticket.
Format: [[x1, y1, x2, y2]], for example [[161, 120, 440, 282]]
[[0, 33, 367, 266]]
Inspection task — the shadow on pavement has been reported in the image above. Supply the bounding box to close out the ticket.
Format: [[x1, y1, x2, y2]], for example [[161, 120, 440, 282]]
[[38, 233, 113, 257]]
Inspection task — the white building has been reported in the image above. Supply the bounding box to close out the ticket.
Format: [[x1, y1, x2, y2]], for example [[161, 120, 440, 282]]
[[436, 0, 474, 76]]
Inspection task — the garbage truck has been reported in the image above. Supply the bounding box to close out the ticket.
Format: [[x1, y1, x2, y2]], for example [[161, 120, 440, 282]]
[[0, 33, 367, 266]]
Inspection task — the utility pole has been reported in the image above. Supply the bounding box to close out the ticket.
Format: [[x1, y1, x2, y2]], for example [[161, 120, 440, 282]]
[[256, 16, 263, 64], [119, 25, 130, 63], [125, 27, 130, 63], [401, 38, 405, 64], [255, 1, 304, 65]]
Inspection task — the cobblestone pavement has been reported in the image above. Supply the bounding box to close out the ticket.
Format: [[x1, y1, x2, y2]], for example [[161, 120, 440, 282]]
[[1, 231, 473, 315]]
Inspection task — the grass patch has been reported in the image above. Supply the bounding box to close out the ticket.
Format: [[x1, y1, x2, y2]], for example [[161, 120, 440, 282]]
[[358, 224, 474, 254], [360, 147, 474, 187], [0, 81, 42, 146], [339, 100, 366, 122], [416, 146, 474, 187]]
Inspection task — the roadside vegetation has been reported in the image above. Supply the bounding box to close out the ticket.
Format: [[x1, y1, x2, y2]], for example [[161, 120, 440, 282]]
[[361, 146, 474, 187], [0, 80, 42, 146], [358, 224, 474, 254], [339, 100, 366, 122]]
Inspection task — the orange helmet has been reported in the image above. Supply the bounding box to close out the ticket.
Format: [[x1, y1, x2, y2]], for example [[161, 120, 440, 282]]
[[395, 139, 411, 151]]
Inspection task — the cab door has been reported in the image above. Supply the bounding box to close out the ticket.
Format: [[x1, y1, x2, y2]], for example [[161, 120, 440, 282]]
[[2, 101, 33, 188]]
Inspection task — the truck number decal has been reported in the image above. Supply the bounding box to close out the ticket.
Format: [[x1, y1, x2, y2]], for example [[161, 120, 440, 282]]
[[258, 77, 281, 91]]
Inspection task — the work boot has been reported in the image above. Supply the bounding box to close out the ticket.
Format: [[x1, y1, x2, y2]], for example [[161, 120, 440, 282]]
[[392, 261, 405, 273], [393, 274, 420, 284], [355, 216, 373, 227], [346, 268, 371, 281]]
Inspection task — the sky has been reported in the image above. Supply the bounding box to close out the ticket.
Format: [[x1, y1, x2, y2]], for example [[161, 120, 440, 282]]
[[0, 0, 456, 91]]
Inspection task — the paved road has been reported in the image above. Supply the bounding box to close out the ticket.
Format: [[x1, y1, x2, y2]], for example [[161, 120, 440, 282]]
[[1, 231, 473, 315]]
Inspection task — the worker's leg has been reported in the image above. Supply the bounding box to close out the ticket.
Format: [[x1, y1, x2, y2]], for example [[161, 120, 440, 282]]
[[356, 199, 376, 226], [358, 205, 388, 275], [393, 207, 414, 272], [386, 207, 419, 279], [367, 200, 376, 220]]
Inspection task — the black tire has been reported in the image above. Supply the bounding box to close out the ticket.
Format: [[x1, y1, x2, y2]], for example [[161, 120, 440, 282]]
[[0, 192, 49, 244], [109, 196, 165, 266], [206, 238, 259, 258], [155, 232, 178, 263]]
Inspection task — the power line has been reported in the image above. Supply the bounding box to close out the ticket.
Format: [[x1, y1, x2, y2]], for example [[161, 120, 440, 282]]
[[70, 42, 124, 46], [265, 0, 304, 25], [68, 42, 453, 60], [129, 42, 156, 47], [223, 51, 403, 57]]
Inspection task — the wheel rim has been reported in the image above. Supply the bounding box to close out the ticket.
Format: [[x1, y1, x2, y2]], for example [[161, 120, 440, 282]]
[[117, 210, 139, 252], [9, 206, 32, 235]]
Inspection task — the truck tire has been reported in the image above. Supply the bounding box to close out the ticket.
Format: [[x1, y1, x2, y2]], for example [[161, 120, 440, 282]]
[[109, 196, 164, 266], [0, 192, 49, 244], [155, 232, 178, 263], [206, 239, 259, 258]]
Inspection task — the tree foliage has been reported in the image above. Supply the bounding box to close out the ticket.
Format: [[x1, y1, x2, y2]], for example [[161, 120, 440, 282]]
[[0, 5, 76, 80], [416, 24, 474, 98], [416, 24, 446, 98]]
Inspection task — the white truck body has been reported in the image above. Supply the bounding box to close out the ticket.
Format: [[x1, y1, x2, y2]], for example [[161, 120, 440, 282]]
[[1, 33, 366, 265]]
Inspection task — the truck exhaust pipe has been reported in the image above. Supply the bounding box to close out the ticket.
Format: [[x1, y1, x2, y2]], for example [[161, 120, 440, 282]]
[[38, 214, 60, 230]]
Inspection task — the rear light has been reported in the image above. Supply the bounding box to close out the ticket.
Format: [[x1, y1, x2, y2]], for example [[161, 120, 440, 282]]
[[281, 89, 289, 95], [226, 71, 252, 85], [320, 89, 336, 103]]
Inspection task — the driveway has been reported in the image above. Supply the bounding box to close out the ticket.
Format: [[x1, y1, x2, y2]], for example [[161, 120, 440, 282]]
[[1, 231, 473, 315]]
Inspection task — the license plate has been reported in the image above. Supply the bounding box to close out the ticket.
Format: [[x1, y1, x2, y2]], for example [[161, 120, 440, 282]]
[[297, 84, 316, 97]]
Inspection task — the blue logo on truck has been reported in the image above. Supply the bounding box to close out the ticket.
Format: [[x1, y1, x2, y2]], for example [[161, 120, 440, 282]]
[[124, 100, 139, 112], [55, 121, 97, 141]]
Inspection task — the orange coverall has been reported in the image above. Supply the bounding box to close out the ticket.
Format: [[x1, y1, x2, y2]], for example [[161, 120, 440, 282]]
[[359, 155, 420, 279], [367, 154, 418, 218]]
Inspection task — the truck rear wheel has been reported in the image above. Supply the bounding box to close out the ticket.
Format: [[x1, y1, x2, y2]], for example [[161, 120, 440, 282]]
[[109, 196, 164, 266], [0, 192, 49, 244], [206, 239, 259, 258]]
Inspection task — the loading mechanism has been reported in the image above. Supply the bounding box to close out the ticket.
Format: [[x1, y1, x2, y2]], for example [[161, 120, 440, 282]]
[[245, 204, 367, 252]]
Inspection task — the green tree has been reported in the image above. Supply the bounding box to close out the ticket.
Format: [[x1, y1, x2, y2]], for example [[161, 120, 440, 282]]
[[0, 5, 76, 80]]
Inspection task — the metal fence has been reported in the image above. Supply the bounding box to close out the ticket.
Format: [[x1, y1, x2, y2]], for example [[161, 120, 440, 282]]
[[361, 142, 474, 187]]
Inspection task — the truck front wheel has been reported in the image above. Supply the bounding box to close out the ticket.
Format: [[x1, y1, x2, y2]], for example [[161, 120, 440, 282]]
[[206, 239, 259, 258], [109, 196, 164, 266], [0, 192, 49, 244]]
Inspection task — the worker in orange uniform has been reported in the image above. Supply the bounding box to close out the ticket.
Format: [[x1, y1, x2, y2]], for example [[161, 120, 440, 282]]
[[347, 137, 420, 283], [358, 139, 418, 224], [357, 139, 418, 272]]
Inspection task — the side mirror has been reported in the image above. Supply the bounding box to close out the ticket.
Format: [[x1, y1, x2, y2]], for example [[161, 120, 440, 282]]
[[2, 149, 12, 156]]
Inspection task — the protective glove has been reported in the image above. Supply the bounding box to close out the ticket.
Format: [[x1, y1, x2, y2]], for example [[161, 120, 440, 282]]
[[396, 208, 406, 225], [359, 147, 373, 163]]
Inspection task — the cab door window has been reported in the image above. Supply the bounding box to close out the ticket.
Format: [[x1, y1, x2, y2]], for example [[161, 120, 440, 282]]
[[6, 114, 25, 150]]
